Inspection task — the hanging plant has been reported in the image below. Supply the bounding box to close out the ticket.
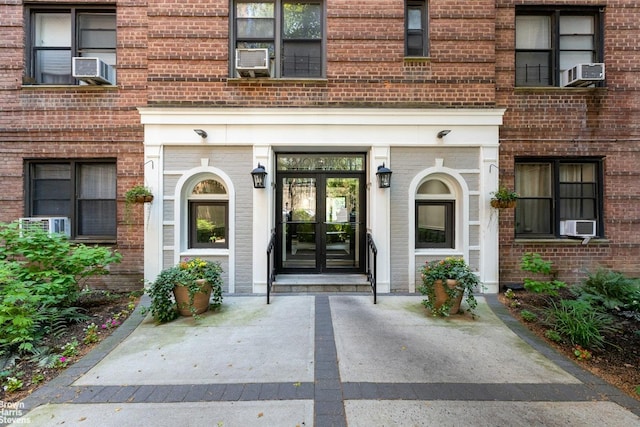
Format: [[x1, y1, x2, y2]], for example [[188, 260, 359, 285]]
[[490, 185, 518, 209]]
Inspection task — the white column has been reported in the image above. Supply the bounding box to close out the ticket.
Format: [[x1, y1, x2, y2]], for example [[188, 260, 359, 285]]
[[143, 139, 162, 285], [252, 145, 271, 293], [481, 146, 500, 293], [370, 146, 391, 293]]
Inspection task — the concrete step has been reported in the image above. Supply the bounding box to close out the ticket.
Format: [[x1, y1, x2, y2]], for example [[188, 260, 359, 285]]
[[272, 274, 371, 293]]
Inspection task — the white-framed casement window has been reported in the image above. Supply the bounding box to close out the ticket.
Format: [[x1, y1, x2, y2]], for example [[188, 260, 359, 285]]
[[415, 179, 455, 248], [405, 0, 428, 57], [188, 179, 229, 249], [25, 160, 117, 240], [232, 0, 324, 78], [25, 5, 116, 85], [515, 159, 603, 238], [515, 7, 603, 87]]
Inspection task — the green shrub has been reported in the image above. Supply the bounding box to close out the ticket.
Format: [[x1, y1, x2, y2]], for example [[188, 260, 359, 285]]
[[0, 222, 121, 356], [520, 252, 567, 296], [544, 299, 617, 349], [574, 268, 640, 312]]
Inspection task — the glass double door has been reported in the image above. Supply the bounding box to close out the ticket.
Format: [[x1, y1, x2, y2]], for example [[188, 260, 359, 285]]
[[277, 173, 365, 273]]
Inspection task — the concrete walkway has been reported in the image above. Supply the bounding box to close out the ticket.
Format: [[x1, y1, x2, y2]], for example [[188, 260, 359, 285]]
[[5, 294, 640, 426]]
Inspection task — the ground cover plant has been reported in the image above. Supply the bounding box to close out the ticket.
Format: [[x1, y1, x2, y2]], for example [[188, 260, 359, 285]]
[[501, 254, 640, 401]]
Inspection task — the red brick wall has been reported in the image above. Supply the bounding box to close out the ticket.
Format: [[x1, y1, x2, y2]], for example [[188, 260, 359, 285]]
[[2, 0, 638, 289], [495, 1, 640, 284]]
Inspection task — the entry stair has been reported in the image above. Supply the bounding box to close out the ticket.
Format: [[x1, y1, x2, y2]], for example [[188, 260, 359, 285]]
[[272, 274, 370, 293]]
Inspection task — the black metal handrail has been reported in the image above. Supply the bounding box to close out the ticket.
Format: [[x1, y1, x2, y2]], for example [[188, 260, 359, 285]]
[[266, 228, 276, 304], [366, 232, 378, 304]]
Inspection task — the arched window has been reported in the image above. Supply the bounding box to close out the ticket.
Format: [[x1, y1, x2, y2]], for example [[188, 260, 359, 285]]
[[415, 178, 455, 248], [188, 178, 228, 248]]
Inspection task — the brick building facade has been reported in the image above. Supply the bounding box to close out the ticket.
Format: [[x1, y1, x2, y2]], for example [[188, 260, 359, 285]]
[[0, 1, 637, 293]]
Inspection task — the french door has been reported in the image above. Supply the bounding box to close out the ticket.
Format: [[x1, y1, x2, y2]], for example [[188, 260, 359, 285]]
[[275, 155, 366, 273]]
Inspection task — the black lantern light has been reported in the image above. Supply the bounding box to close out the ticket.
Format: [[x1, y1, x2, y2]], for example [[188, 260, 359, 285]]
[[251, 163, 267, 188], [376, 163, 392, 188]]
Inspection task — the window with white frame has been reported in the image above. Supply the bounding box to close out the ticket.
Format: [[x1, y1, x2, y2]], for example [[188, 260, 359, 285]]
[[515, 159, 603, 237], [25, 160, 117, 240], [233, 0, 324, 78], [25, 5, 116, 85], [415, 179, 455, 248], [188, 179, 229, 249], [405, 0, 428, 57], [515, 7, 603, 87]]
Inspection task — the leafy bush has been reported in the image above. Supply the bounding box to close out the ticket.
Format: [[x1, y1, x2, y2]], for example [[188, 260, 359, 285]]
[[520, 252, 567, 296], [573, 268, 640, 312], [0, 222, 121, 356], [544, 299, 617, 349]]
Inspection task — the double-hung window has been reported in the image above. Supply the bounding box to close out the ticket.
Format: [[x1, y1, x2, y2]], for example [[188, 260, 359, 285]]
[[515, 159, 603, 238], [26, 5, 116, 85], [515, 7, 603, 87], [25, 160, 117, 240], [233, 0, 324, 78], [405, 0, 428, 57]]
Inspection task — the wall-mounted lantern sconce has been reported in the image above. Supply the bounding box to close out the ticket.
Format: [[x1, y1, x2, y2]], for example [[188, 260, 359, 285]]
[[437, 129, 451, 139], [194, 129, 208, 139], [251, 163, 267, 189], [376, 163, 392, 188]]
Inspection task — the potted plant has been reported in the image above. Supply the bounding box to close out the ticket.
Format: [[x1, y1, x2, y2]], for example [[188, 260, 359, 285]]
[[418, 257, 480, 317], [490, 185, 518, 209], [146, 257, 223, 323], [124, 185, 153, 224], [125, 185, 154, 204]]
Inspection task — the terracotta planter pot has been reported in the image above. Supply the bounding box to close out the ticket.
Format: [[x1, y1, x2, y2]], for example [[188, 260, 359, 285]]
[[432, 279, 464, 314], [173, 279, 212, 316]]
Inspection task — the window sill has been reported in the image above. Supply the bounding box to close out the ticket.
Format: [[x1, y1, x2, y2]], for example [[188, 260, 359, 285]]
[[514, 86, 606, 93], [514, 237, 609, 245], [227, 77, 327, 85], [181, 248, 230, 257], [404, 56, 431, 62], [21, 84, 118, 90], [71, 238, 117, 245]]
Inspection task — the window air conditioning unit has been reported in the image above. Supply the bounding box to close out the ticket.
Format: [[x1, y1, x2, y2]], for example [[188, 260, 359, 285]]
[[72, 57, 116, 85], [561, 63, 605, 87], [560, 220, 597, 238], [19, 217, 71, 237], [235, 48, 270, 78]]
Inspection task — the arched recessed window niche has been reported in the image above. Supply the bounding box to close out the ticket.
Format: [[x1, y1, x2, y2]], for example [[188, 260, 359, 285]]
[[188, 178, 229, 249], [415, 178, 455, 249]]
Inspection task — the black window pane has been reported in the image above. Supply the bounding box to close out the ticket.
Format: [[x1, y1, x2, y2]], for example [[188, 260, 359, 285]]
[[516, 52, 551, 86], [406, 34, 424, 56], [34, 180, 71, 199], [282, 41, 321, 77], [515, 199, 552, 234], [559, 199, 596, 220], [559, 183, 596, 198], [33, 200, 71, 216], [78, 200, 116, 236]]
